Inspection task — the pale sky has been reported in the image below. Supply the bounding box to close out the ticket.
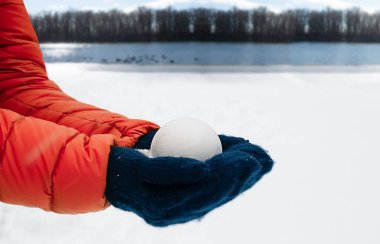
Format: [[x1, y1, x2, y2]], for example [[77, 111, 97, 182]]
[[25, 0, 380, 14]]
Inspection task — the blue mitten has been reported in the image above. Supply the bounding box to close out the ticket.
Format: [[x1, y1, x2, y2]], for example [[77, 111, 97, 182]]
[[105, 132, 274, 227]]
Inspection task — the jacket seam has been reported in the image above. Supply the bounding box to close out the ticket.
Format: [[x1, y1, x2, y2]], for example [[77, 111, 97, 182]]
[[0, 116, 26, 164], [49, 132, 81, 212], [0, 2, 24, 7], [1, 93, 143, 138], [0, 116, 27, 201]]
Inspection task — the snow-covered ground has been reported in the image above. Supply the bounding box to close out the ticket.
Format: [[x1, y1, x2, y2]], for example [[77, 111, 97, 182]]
[[1, 64, 380, 244]]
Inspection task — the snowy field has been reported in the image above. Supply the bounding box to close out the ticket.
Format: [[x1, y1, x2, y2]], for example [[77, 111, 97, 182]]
[[1, 64, 380, 244]]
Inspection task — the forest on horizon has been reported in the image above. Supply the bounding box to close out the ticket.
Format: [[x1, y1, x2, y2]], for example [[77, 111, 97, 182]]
[[31, 7, 380, 43]]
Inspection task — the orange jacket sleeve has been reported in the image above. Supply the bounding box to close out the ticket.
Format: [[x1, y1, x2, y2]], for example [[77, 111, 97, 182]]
[[0, 0, 160, 148], [0, 108, 115, 213]]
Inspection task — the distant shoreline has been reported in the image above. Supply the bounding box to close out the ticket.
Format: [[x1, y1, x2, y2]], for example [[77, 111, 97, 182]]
[[46, 63, 380, 73], [33, 8, 380, 43]]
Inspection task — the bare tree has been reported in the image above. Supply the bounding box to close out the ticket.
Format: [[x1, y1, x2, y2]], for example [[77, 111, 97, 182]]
[[252, 7, 269, 41], [214, 10, 232, 40], [191, 8, 213, 40], [231, 8, 249, 41], [173, 10, 191, 40]]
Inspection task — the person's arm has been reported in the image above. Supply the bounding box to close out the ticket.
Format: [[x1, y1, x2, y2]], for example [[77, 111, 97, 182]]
[[0, 108, 115, 213], [0, 1, 274, 225], [0, 0, 159, 147]]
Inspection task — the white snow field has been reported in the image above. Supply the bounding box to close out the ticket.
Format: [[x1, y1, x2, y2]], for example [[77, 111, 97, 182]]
[[1, 64, 380, 244]]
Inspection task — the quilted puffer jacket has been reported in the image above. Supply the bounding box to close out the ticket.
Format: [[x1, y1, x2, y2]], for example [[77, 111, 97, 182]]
[[0, 0, 159, 214]]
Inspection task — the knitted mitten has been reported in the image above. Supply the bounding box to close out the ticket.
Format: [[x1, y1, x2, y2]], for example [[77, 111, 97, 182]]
[[105, 133, 274, 227]]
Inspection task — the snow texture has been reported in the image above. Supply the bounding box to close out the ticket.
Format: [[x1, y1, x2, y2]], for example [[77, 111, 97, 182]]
[[1, 64, 380, 243], [150, 118, 223, 161]]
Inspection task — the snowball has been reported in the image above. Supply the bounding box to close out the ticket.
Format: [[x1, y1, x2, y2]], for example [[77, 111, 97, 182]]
[[149, 118, 223, 161]]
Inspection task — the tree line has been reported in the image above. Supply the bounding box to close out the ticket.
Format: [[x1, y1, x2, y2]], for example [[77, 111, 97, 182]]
[[31, 7, 380, 43]]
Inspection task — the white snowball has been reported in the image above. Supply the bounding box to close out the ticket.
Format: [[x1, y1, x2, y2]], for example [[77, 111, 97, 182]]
[[149, 118, 223, 161]]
